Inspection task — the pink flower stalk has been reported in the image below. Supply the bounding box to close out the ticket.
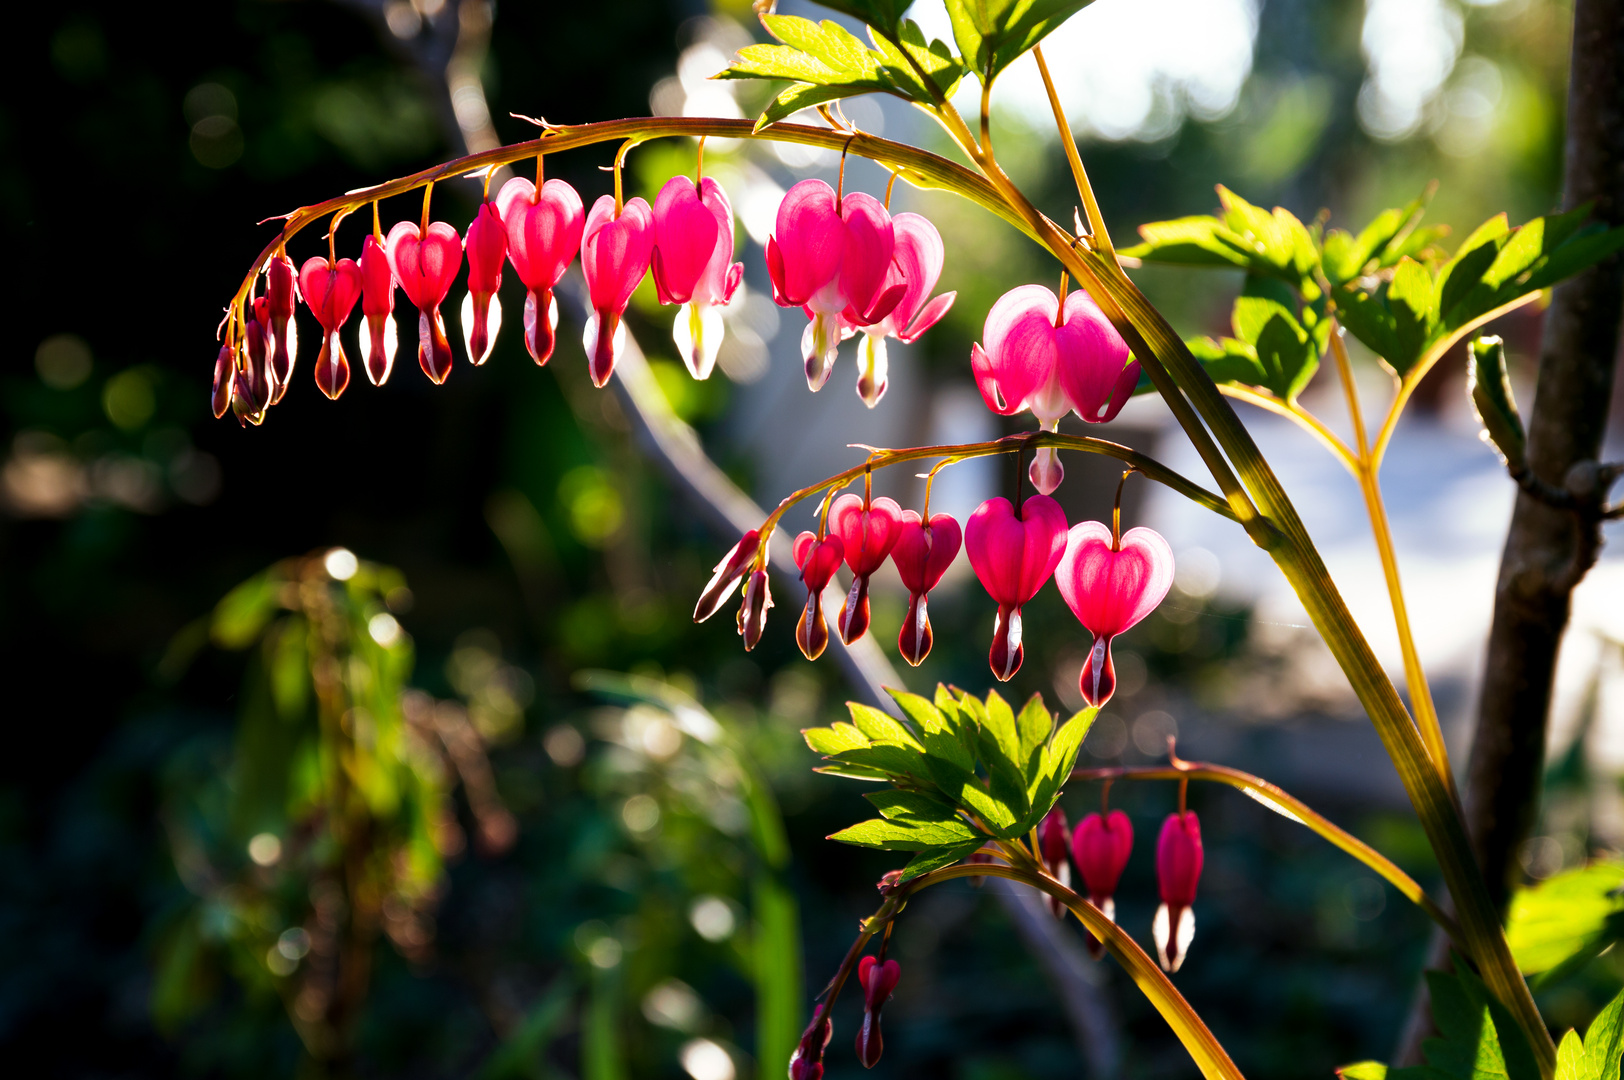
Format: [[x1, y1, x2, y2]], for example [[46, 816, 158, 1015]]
[[299, 256, 362, 400], [386, 220, 463, 384], [265, 254, 299, 404], [1073, 809, 1134, 959], [652, 175, 744, 380], [358, 234, 398, 386], [737, 568, 772, 652], [793, 531, 845, 660], [890, 510, 961, 666], [581, 194, 654, 388], [843, 212, 955, 408], [461, 202, 508, 366], [211, 343, 235, 420], [765, 179, 906, 392], [693, 529, 762, 623], [1039, 807, 1072, 919], [971, 284, 1138, 494], [828, 494, 904, 645], [965, 494, 1069, 681], [855, 955, 901, 1069], [495, 176, 584, 366], [789, 1004, 833, 1080], [1154, 810, 1203, 972], [1056, 521, 1174, 707]]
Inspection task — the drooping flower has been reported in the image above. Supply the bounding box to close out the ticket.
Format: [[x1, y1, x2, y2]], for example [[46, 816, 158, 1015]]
[[793, 531, 845, 660], [1038, 807, 1072, 919], [965, 494, 1069, 681], [495, 176, 584, 366], [1072, 809, 1134, 959], [235, 297, 274, 421], [386, 220, 464, 384], [827, 494, 903, 645], [737, 568, 772, 652], [265, 254, 299, 404], [1056, 521, 1174, 707], [581, 194, 655, 387], [652, 175, 744, 380], [971, 284, 1137, 493], [461, 202, 508, 366], [358, 234, 398, 386], [299, 256, 362, 400], [1154, 810, 1203, 972], [765, 179, 906, 392], [890, 510, 961, 666], [789, 1004, 833, 1080], [855, 955, 901, 1069], [211, 343, 235, 420], [693, 529, 761, 623], [843, 212, 955, 407]]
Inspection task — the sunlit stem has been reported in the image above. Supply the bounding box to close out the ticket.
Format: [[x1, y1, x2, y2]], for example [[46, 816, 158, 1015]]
[[419, 181, 433, 234], [1329, 324, 1455, 794], [1033, 43, 1113, 263], [612, 138, 639, 214], [979, 80, 994, 159], [1216, 385, 1359, 476], [372, 199, 383, 243]]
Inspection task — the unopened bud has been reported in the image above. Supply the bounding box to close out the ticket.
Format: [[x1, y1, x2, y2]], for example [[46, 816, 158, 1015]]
[[694, 530, 761, 623], [854, 956, 900, 1068], [738, 570, 772, 651]]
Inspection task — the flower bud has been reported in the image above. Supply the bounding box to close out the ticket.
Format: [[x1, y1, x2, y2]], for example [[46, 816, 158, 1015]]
[[1038, 807, 1072, 918], [891, 511, 960, 666], [1072, 809, 1133, 959], [359, 234, 399, 387], [1154, 810, 1202, 972], [788, 1004, 832, 1080], [265, 253, 299, 402], [462, 202, 508, 365], [855, 956, 900, 1069], [737, 569, 772, 652], [694, 530, 761, 623], [211, 344, 235, 419], [829, 494, 902, 646], [793, 532, 845, 660]]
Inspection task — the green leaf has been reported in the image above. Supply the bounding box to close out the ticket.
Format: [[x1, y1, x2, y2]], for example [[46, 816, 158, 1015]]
[[897, 840, 986, 882], [1556, 1032, 1584, 1080], [1188, 335, 1269, 388], [981, 689, 1020, 764], [1466, 336, 1526, 469], [758, 82, 873, 128], [1015, 693, 1053, 774], [814, 762, 892, 781], [1336, 259, 1432, 376], [866, 789, 961, 822], [1217, 186, 1318, 282], [848, 702, 925, 750], [943, 0, 1098, 82], [933, 683, 961, 724], [868, 19, 967, 101], [1581, 987, 1624, 1080], [1123, 216, 1255, 269], [1339, 1064, 1391, 1080], [804, 722, 871, 756], [830, 744, 930, 782], [1506, 861, 1624, 978], [212, 571, 282, 649], [829, 815, 980, 850], [1231, 277, 1319, 399], [806, 0, 912, 35], [1411, 968, 1540, 1080], [1028, 707, 1096, 818]]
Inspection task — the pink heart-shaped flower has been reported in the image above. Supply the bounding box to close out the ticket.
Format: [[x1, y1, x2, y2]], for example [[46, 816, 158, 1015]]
[[1056, 521, 1174, 638], [1072, 809, 1134, 903], [496, 176, 584, 290], [793, 531, 845, 591], [966, 494, 1068, 608], [890, 510, 961, 595], [386, 220, 464, 312], [299, 256, 362, 332], [651, 175, 722, 306], [827, 494, 904, 577]]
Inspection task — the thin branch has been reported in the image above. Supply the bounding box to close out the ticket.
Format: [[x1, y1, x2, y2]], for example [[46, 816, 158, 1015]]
[[1033, 44, 1113, 263], [1216, 384, 1360, 476]]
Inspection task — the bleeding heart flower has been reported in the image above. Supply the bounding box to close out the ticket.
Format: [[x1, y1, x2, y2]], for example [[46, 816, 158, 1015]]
[[1038, 807, 1072, 918], [461, 202, 507, 366], [653, 175, 744, 380], [300, 256, 362, 400], [737, 568, 772, 652], [1072, 809, 1133, 959], [966, 494, 1069, 681], [789, 1004, 833, 1080], [581, 194, 654, 388], [211, 343, 235, 420], [844, 212, 956, 408], [793, 531, 845, 660], [358, 234, 399, 386], [890, 510, 961, 666], [1154, 810, 1203, 972], [265, 254, 299, 404], [971, 284, 1137, 493], [387, 220, 463, 384], [855, 955, 900, 1069], [766, 179, 906, 392], [693, 529, 761, 623], [1056, 520, 1174, 707], [827, 494, 903, 645], [235, 297, 274, 421], [495, 176, 584, 366]]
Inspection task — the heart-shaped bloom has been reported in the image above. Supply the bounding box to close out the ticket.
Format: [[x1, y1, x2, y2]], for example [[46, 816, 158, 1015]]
[[1038, 807, 1072, 918], [789, 1004, 833, 1080], [265, 254, 299, 404], [737, 568, 772, 652], [828, 494, 903, 645], [971, 284, 1138, 493], [966, 494, 1069, 681], [793, 531, 845, 660], [890, 510, 961, 665], [1056, 521, 1174, 707], [843, 212, 955, 408], [693, 529, 761, 623], [855, 955, 900, 1069], [461, 202, 507, 366], [653, 175, 744, 380], [211, 343, 235, 419], [387, 220, 464, 384], [358, 234, 398, 386], [300, 256, 362, 400], [1073, 809, 1133, 958], [495, 176, 584, 366], [581, 194, 654, 387], [766, 180, 906, 392], [1154, 810, 1203, 972]]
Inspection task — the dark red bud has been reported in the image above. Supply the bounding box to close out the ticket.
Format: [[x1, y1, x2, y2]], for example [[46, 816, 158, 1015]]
[[211, 344, 235, 419], [418, 310, 454, 384], [738, 570, 772, 651], [694, 530, 761, 623], [854, 956, 900, 1068], [989, 603, 1024, 681], [314, 331, 350, 400], [797, 588, 830, 660], [897, 591, 933, 666], [838, 573, 871, 645], [788, 1005, 832, 1080], [523, 287, 558, 366], [1078, 633, 1117, 707]]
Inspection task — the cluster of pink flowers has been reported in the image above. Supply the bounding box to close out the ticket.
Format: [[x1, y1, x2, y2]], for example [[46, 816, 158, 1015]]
[[693, 490, 1173, 701], [1040, 800, 1205, 972]]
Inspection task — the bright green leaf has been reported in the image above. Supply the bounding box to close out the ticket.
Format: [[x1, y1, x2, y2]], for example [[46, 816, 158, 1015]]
[[943, 0, 1098, 82], [212, 571, 282, 649], [1466, 336, 1526, 469], [1123, 216, 1254, 269], [866, 789, 961, 822], [829, 815, 980, 850], [1015, 692, 1053, 772], [804, 722, 871, 756], [1339, 1064, 1391, 1080], [848, 702, 925, 750], [897, 840, 985, 882], [814, 762, 892, 781], [1506, 861, 1624, 977]]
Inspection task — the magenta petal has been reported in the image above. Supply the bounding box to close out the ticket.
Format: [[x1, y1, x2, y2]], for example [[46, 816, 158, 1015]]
[[883, 213, 945, 333], [1097, 357, 1143, 423], [465, 202, 508, 296], [859, 281, 908, 326], [978, 285, 1061, 416], [582, 195, 654, 316], [1054, 287, 1132, 422], [497, 177, 585, 291], [1056, 520, 1174, 638], [966, 494, 1068, 608], [836, 191, 894, 318], [898, 290, 955, 343], [772, 179, 843, 307], [971, 343, 1022, 416], [828, 495, 904, 576], [891, 510, 961, 593], [652, 176, 720, 306], [360, 235, 395, 318]]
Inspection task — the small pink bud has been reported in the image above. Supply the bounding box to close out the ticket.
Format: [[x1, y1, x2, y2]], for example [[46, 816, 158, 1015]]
[[581, 195, 654, 387], [387, 220, 463, 384], [495, 176, 585, 366], [694, 530, 761, 623], [462, 202, 508, 365], [1073, 809, 1133, 958], [1056, 521, 1174, 707], [1154, 810, 1203, 972], [359, 235, 398, 386], [299, 256, 362, 400], [966, 495, 1068, 681], [211, 344, 235, 419], [737, 569, 772, 652], [891, 510, 960, 666], [855, 956, 900, 1068], [828, 494, 903, 645], [788, 1004, 833, 1080], [1038, 807, 1072, 918], [265, 254, 299, 402], [793, 531, 845, 660]]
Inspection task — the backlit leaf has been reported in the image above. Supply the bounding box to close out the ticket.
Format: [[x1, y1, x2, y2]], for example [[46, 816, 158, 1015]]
[[1506, 861, 1624, 978], [829, 815, 980, 850]]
